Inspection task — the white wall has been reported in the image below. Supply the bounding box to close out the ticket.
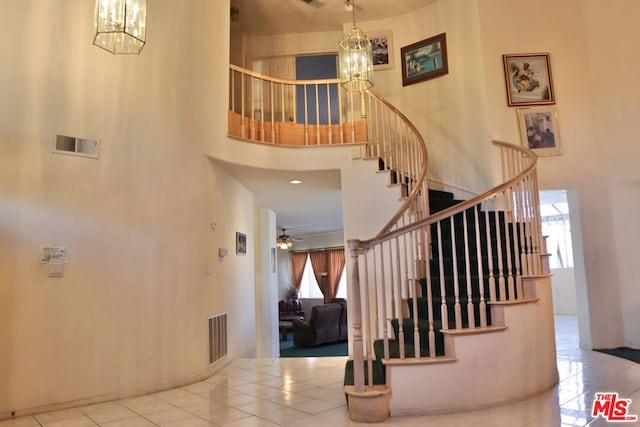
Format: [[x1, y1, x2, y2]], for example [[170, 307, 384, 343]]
[[551, 269, 577, 315], [477, 0, 640, 348], [0, 0, 258, 416]]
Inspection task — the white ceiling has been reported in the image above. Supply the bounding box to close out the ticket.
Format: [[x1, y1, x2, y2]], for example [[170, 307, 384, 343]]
[[230, 0, 436, 36], [215, 160, 343, 237]]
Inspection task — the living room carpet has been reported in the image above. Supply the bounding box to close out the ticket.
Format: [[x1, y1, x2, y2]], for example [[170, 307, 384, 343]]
[[594, 347, 640, 364], [279, 336, 348, 358]]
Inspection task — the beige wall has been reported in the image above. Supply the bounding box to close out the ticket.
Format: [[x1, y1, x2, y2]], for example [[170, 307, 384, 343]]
[[0, 0, 257, 416], [244, 0, 640, 349], [477, 0, 640, 348]]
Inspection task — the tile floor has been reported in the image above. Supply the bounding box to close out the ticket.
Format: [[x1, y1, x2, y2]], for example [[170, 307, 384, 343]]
[[2, 316, 639, 426]]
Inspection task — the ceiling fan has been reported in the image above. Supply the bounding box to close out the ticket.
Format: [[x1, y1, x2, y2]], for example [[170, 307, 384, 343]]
[[276, 228, 302, 249]]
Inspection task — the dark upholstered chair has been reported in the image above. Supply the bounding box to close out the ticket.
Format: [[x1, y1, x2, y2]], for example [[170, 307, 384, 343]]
[[279, 298, 304, 321], [329, 298, 348, 341], [293, 303, 342, 347]]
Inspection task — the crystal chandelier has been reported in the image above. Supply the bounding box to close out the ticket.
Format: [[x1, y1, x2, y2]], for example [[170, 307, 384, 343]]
[[338, 0, 373, 92], [93, 0, 147, 54]]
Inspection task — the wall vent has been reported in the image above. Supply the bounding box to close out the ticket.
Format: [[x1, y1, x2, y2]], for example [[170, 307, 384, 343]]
[[53, 135, 99, 159], [208, 313, 227, 365]]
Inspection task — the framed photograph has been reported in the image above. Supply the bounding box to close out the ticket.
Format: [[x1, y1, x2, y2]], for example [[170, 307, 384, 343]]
[[236, 232, 247, 255], [503, 53, 555, 106], [369, 30, 394, 70], [517, 107, 562, 156], [400, 33, 448, 86]]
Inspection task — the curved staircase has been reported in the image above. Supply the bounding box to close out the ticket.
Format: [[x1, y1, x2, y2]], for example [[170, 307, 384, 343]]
[[227, 65, 558, 422]]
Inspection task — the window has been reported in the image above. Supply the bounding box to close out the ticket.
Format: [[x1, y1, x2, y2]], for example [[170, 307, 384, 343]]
[[297, 255, 347, 299], [540, 190, 574, 269]]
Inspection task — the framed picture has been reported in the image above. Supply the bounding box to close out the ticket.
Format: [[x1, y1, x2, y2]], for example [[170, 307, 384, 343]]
[[503, 53, 555, 106], [369, 30, 394, 70], [517, 107, 562, 156], [400, 33, 448, 86], [236, 232, 247, 255]]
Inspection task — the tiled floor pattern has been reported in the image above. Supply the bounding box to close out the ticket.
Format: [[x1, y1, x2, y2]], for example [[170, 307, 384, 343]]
[[2, 316, 639, 426]]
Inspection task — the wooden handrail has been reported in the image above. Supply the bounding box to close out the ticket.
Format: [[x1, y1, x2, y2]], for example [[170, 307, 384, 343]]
[[359, 141, 537, 249]]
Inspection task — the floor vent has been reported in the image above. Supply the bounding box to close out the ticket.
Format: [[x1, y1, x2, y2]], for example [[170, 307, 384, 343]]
[[208, 313, 228, 365]]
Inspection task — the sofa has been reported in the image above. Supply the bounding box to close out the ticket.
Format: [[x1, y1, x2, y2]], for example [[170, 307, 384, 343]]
[[329, 298, 348, 341], [293, 303, 343, 347]]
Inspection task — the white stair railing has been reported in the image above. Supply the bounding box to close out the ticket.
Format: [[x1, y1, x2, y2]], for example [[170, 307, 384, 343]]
[[226, 66, 545, 401], [348, 141, 543, 395]]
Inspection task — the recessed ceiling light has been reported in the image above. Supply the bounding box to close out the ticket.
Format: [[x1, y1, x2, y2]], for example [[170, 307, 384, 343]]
[[289, 179, 302, 185]]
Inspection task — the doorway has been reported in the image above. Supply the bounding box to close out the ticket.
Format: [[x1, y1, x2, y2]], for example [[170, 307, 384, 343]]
[[539, 189, 592, 349]]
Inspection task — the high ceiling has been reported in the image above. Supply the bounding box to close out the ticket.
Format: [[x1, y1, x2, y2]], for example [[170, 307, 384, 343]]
[[225, 0, 435, 239], [230, 0, 435, 36]]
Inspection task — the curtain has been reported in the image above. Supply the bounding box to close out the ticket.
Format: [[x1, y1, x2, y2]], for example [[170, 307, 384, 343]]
[[309, 249, 345, 303], [309, 250, 329, 301], [326, 248, 346, 301], [291, 252, 308, 294]]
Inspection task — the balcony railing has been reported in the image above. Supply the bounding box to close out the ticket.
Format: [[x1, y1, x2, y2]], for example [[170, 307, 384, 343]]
[[229, 64, 368, 146]]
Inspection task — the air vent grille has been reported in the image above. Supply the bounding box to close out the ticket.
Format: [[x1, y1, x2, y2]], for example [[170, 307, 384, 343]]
[[208, 313, 227, 365]]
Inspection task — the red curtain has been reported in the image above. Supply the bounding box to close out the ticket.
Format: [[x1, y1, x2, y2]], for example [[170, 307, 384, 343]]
[[291, 252, 308, 294], [308, 251, 328, 300], [308, 248, 345, 303], [326, 248, 346, 301]]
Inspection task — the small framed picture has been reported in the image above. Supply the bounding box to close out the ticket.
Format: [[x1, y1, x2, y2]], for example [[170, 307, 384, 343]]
[[517, 107, 562, 156], [368, 30, 394, 70], [236, 232, 247, 255], [401, 33, 448, 86], [503, 53, 555, 106]]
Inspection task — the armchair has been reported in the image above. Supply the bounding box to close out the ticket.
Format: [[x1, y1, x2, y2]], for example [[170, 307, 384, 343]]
[[293, 303, 342, 347]]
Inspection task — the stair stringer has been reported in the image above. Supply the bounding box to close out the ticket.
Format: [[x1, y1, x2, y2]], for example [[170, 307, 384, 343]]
[[384, 275, 558, 416]]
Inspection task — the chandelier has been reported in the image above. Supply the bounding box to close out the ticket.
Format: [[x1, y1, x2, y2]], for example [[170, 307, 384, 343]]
[[93, 0, 147, 54], [277, 229, 294, 250], [338, 0, 373, 92]]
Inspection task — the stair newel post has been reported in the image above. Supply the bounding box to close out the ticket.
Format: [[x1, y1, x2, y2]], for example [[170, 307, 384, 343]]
[[462, 210, 476, 328], [348, 239, 366, 393], [437, 222, 448, 330], [450, 215, 462, 330], [484, 199, 497, 303], [494, 198, 506, 301], [474, 207, 487, 327]]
